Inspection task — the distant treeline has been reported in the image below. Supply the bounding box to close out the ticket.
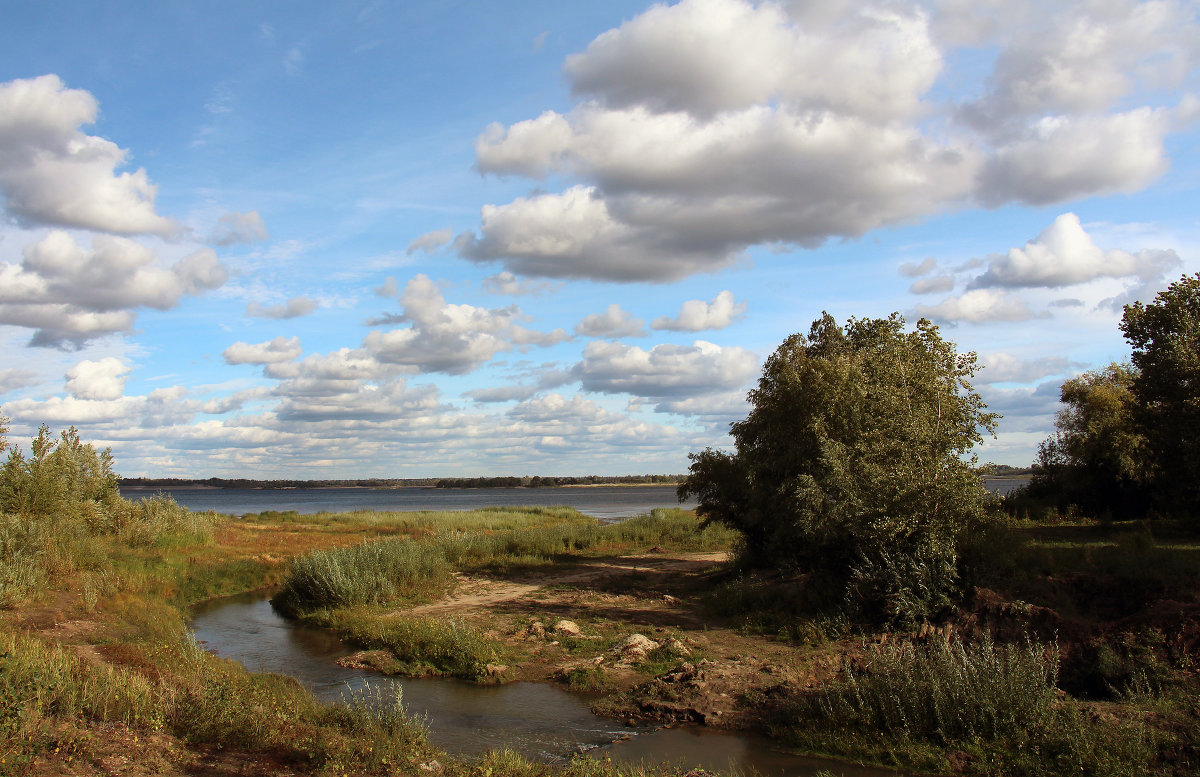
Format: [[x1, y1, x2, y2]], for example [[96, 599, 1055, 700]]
[[980, 464, 1035, 477], [119, 477, 440, 489], [435, 474, 684, 489]]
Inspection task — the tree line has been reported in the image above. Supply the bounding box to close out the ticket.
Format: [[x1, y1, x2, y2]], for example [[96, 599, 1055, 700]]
[[435, 474, 683, 488]]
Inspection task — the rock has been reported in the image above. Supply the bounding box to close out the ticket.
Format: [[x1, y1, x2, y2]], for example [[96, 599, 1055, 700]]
[[662, 594, 679, 603], [664, 637, 690, 656], [611, 634, 660, 661], [553, 619, 582, 637], [419, 760, 444, 773], [524, 621, 546, 640], [485, 663, 508, 677], [647, 545, 667, 554]]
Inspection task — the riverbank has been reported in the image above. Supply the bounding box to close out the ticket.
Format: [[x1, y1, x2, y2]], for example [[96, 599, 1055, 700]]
[[6, 501, 1199, 776]]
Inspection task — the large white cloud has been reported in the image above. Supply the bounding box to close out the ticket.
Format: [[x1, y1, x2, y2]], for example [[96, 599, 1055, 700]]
[[0, 231, 228, 348], [913, 288, 1045, 323], [572, 339, 758, 398], [0, 75, 177, 236], [456, 0, 1197, 282]]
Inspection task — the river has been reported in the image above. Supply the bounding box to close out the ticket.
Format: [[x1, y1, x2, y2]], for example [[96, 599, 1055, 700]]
[[190, 593, 901, 776]]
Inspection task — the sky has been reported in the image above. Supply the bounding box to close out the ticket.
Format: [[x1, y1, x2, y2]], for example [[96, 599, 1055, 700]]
[[0, 0, 1198, 478]]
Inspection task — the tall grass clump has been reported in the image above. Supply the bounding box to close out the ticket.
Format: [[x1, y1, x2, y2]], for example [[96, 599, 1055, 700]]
[[318, 610, 501, 679], [272, 537, 453, 617], [809, 634, 1059, 744]]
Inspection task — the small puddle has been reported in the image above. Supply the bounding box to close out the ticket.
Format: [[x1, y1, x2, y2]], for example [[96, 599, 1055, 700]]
[[190, 593, 900, 775]]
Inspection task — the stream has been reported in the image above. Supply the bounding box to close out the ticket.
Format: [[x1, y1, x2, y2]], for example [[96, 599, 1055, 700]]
[[190, 593, 900, 776]]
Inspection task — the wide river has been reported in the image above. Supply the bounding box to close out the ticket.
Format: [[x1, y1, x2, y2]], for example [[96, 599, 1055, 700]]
[[123, 478, 1027, 520], [121, 484, 694, 521]]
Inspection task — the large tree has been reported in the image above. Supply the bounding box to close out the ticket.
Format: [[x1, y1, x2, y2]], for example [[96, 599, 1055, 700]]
[[1121, 272, 1200, 519], [680, 313, 996, 626]]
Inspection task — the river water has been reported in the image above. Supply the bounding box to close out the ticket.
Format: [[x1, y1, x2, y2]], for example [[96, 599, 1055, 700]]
[[125, 477, 1027, 521], [121, 485, 695, 521], [190, 593, 899, 776]]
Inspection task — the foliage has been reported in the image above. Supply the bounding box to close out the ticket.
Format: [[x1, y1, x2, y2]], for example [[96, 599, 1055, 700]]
[[1016, 363, 1151, 520], [1121, 272, 1200, 520], [679, 313, 997, 627]]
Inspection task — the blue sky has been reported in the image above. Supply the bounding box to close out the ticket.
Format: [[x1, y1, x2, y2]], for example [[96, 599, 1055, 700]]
[[1, 0, 1197, 477]]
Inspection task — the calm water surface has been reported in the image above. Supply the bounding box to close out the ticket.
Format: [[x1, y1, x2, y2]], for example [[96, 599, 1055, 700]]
[[123, 485, 694, 521], [190, 593, 900, 775]]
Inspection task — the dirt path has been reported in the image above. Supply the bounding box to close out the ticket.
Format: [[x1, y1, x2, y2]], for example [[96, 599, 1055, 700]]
[[405, 552, 728, 616]]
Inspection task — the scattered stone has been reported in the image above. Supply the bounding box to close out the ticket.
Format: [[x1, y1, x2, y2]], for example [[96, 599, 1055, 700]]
[[524, 621, 547, 640], [553, 619, 582, 637], [419, 759, 444, 773], [664, 637, 690, 656], [647, 545, 667, 554], [611, 634, 660, 661], [662, 594, 679, 603]]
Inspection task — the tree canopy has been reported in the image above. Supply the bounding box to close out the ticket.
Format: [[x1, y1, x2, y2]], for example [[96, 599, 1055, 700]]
[[679, 313, 996, 626], [1121, 272, 1200, 518]]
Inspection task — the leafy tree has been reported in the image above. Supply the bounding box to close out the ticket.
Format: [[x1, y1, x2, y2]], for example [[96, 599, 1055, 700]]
[[680, 313, 997, 626], [1019, 363, 1150, 519], [1121, 272, 1200, 519]]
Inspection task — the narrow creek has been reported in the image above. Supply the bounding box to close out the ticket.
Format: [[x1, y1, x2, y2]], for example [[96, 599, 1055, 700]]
[[189, 593, 900, 776]]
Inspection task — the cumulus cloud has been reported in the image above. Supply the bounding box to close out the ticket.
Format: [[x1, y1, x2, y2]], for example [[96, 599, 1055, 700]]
[[572, 339, 757, 398], [0, 231, 229, 348], [913, 288, 1045, 323], [0, 75, 177, 235], [575, 304, 646, 338], [210, 211, 268, 245], [651, 290, 745, 331], [362, 274, 562, 374], [65, 357, 130, 400], [968, 213, 1181, 289], [223, 336, 303, 365], [453, 0, 1196, 282], [899, 257, 938, 277], [406, 229, 453, 255], [246, 296, 318, 319]]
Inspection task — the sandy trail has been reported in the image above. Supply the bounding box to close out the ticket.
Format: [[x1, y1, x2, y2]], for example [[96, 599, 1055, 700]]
[[404, 551, 727, 616]]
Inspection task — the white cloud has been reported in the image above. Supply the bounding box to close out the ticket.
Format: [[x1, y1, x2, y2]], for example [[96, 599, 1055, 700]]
[[465, 384, 539, 403], [909, 275, 955, 294], [978, 109, 1171, 206], [223, 336, 303, 365], [913, 288, 1045, 323], [362, 274, 561, 374], [210, 211, 268, 245], [563, 0, 940, 121], [481, 271, 557, 296], [0, 231, 229, 348], [575, 304, 646, 338], [65, 357, 130, 400], [0, 368, 40, 395], [406, 229, 453, 255], [899, 257, 937, 277], [246, 296, 318, 319], [976, 353, 1075, 384], [651, 290, 745, 331], [0, 75, 177, 236], [968, 212, 1181, 289], [455, 0, 1195, 282], [572, 339, 758, 398]]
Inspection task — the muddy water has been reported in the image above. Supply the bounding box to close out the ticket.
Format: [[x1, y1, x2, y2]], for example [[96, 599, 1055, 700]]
[[190, 594, 899, 776]]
